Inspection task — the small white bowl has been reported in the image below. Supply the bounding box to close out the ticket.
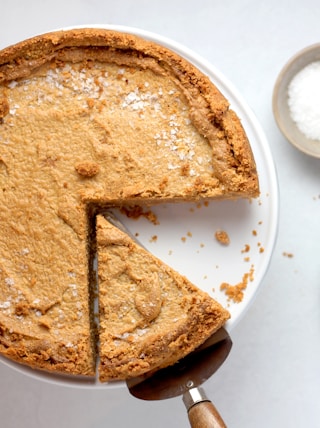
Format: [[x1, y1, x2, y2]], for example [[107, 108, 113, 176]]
[[272, 43, 320, 158]]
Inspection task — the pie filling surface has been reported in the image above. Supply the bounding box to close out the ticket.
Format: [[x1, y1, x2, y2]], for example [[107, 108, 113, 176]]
[[0, 28, 259, 379]]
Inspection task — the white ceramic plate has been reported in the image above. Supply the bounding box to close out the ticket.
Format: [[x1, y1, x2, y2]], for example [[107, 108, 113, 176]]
[[0, 25, 279, 388]]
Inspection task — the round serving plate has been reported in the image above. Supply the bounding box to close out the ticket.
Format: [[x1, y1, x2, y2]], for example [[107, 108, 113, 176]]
[[0, 25, 279, 388]]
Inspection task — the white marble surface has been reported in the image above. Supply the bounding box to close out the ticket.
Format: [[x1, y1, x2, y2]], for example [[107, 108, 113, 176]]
[[0, 1, 319, 427]]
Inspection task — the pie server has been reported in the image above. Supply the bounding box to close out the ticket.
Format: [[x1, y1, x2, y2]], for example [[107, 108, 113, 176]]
[[126, 327, 232, 428], [103, 211, 232, 427]]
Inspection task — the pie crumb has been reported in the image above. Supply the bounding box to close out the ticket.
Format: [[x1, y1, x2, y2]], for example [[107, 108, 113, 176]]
[[283, 252, 294, 258], [120, 206, 159, 225], [241, 244, 250, 253], [220, 265, 255, 303], [75, 161, 100, 177], [215, 229, 230, 245]]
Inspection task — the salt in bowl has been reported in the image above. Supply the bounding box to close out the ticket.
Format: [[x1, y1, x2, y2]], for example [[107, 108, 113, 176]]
[[272, 43, 320, 158]]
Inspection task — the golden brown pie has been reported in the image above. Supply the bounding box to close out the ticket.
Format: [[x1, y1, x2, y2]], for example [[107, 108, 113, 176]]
[[0, 28, 258, 378], [96, 214, 230, 381]]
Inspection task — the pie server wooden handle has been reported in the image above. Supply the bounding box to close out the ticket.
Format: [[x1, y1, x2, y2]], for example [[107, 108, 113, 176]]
[[183, 387, 227, 428]]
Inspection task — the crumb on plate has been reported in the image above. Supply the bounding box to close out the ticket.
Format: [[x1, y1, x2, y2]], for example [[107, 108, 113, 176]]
[[215, 229, 230, 245], [283, 252, 294, 258], [241, 244, 250, 253], [220, 265, 255, 303]]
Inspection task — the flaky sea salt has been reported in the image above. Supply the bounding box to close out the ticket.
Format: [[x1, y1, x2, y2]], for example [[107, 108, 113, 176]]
[[288, 61, 320, 140], [0, 301, 11, 309]]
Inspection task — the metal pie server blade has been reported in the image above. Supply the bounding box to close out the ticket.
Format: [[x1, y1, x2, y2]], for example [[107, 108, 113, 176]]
[[127, 328, 232, 428], [126, 327, 231, 400]]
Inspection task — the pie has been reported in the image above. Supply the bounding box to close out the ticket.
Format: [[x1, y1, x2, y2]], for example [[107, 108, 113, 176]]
[[0, 28, 259, 379], [96, 214, 230, 381]]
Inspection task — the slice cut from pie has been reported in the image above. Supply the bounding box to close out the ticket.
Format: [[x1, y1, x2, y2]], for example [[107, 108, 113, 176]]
[[96, 214, 230, 382]]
